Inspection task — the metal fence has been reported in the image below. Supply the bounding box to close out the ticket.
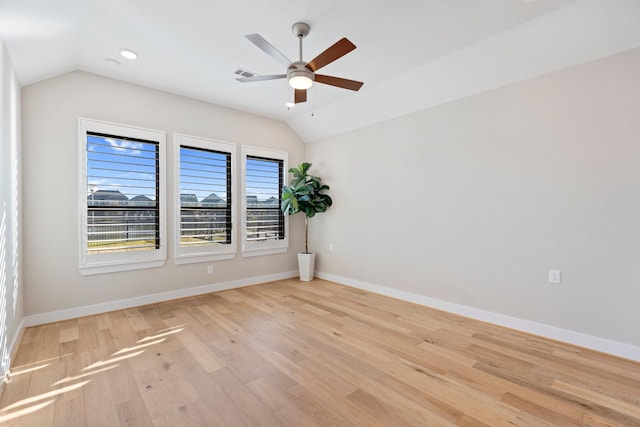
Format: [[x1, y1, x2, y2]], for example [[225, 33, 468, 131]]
[[87, 209, 158, 252], [180, 208, 230, 245], [246, 207, 283, 241]]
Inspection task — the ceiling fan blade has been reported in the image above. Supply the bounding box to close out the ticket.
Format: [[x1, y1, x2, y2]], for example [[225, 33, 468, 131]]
[[306, 38, 356, 72], [245, 34, 292, 68], [294, 89, 307, 104], [236, 74, 286, 82], [315, 74, 364, 91]]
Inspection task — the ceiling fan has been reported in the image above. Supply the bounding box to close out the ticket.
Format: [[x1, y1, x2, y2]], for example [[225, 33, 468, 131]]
[[236, 22, 364, 104]]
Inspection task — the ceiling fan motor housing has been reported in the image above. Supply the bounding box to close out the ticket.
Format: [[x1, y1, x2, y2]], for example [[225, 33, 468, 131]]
[[288, 61, 314, 79]]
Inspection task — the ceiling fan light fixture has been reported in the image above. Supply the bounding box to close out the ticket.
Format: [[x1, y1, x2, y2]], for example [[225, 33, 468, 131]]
[[288, 71, 313, 89], [288, 62, 314, 89], [120, 49, 138, 60]]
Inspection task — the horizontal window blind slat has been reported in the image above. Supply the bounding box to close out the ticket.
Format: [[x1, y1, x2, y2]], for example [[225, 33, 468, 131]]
[[86, 133, 160, 253], [179, 145, 232, 247], [245, 155, 284, 242]]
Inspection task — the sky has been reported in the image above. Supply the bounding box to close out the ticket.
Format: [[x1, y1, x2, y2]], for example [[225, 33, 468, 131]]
[[87, 134, 158, 201], [86, 135, 282, 204]]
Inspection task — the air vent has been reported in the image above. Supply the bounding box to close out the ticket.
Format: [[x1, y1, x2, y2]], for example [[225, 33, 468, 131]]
[[234, 68, 256, 78]]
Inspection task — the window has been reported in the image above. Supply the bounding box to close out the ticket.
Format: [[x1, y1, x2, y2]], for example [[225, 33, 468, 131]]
[[241, 146, 288, 257], [174, 134, 236, 263], [78, 118, 166, 275]]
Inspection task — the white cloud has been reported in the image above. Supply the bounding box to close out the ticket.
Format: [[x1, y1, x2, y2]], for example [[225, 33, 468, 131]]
[[106, 138, 143, 154]]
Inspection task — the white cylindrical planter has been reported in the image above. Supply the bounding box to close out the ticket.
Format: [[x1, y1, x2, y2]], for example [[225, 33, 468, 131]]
[[297, 253, 315, 281]]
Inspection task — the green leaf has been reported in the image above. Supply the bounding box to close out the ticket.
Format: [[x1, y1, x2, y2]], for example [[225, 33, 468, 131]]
[[281, 162, 332, 219], [300, 162, 311, 174]]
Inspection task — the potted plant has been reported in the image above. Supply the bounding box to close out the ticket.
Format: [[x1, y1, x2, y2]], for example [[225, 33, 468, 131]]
[[281, 162, 332, 281]]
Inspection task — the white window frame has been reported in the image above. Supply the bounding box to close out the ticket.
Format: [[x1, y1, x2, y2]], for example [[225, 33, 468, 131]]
[[78, 118, 167, 275], [241, 145, 289, 257], [173, 134, 237, 264]]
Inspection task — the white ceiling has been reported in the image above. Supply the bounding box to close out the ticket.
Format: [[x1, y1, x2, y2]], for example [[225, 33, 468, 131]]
[[1, 0, 639, 142]]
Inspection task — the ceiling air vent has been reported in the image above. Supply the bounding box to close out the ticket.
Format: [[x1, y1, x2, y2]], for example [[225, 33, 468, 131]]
[[234, 68, 256, 78]]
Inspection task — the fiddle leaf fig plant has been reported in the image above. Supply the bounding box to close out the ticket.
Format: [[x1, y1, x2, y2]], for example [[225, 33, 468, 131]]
[[281, 162, 332, 254]]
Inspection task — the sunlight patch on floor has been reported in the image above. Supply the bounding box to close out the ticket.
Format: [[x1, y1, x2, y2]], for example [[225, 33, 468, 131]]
[[138, 325, 185, 343], [1, 380, 89, 412], [81, 350, 144, 371], [0, 399, 55, 423], [113, 338, 166, 355], [51, 364, 119, 386], [7, 362, 50, 378]]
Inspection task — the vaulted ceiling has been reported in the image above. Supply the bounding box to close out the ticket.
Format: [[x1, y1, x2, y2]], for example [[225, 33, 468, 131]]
[[1, 0, 639, 142]]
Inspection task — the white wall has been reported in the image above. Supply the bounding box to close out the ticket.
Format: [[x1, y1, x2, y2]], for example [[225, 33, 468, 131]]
[[0, 36, 23, 382], [21, 71, 306, 318], [307, 47, 640, 351]]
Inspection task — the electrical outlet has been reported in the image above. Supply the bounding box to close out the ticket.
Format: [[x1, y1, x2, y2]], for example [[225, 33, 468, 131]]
[[207, 265, 214, 275], [548, 269, 561, 284], [328, 243, 334, 252]]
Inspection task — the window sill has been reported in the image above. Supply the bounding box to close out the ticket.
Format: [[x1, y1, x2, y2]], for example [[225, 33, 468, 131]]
[[241, 247, 287, 258], [78, 259, 166, 276], [174, 252, 236, 265]]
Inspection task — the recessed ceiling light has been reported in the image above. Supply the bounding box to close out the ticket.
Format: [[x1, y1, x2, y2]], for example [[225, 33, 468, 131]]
[[120, 49, 138, 60], [104, 58, 120, 67], [285, 102, 295, 108]]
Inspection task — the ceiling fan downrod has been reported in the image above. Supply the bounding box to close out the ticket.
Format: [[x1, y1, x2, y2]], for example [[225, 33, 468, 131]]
[[292, 22, 310, 63]]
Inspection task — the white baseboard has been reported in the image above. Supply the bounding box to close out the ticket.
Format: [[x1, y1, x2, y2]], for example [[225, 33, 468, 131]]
[[8, 318, 25, 360], [2, 317, 26, 386], [23, 271, 298, 327], [316, 272, 640, 362]]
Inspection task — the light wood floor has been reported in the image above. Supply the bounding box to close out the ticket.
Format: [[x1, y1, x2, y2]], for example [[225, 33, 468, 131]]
[[1, 279, 639, 426]]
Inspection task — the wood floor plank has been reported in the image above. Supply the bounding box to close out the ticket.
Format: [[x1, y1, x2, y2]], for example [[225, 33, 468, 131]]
[[2, 278, 639, 426], [444, 366, 584, 421], [274, 403, 322, 427], [501, 391, 583, 427], [552, 380, 640, 422], [115, 396, 154, 427], [247, 377, 289, 412], [81, 353, 120, 427], [471, 333, 640, 405], [285, 383, 356, 426], [58, 324, 79, 344], [377, 372, 464, 424], [211, 368, 282, 427]]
